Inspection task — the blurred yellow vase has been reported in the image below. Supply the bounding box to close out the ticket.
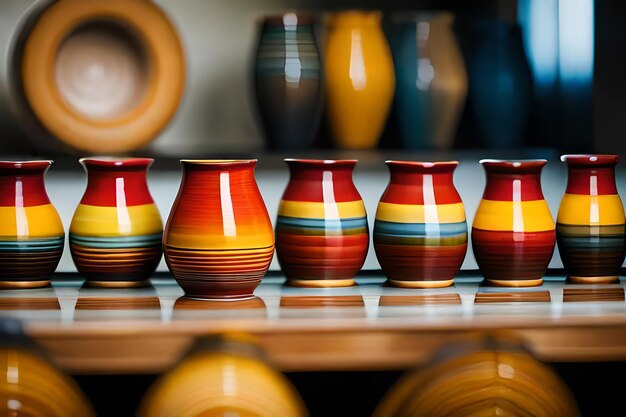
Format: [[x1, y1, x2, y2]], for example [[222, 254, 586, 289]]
[[137, 334, 308, 417], [324, 11, 395, 150]]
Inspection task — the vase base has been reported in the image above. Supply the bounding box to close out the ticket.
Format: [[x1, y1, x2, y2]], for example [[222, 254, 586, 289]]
[[568, 275, 620, 284], [484, 278, 543, 288], [388, 279, 454, 289], [87, 280, 151, 289], [0, 280, 50, 289], [287, 278, 356, 288]]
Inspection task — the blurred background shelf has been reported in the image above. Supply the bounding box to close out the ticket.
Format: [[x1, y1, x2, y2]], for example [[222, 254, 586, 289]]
[[3, 271, 626, 375]]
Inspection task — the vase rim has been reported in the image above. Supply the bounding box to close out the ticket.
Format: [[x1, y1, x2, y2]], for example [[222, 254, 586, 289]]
[[326, 10, 383, 26], [386, 160, 458, 168], [79, 157, 154, 168], [180, 159, 258, 167], [0, 160, 52, 169], [284, 158, 357, 166], [261, 13, 316, 26], [480, 159, 547, 168], [560, 154, 619, 165]]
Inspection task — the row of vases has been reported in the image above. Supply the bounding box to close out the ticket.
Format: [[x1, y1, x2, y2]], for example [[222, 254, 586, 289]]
[[0, 155, 623, 298], [253, 11, 532, 151]]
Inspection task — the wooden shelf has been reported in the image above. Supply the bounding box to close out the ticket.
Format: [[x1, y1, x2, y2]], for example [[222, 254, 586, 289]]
[[2, 272, 626, 374]]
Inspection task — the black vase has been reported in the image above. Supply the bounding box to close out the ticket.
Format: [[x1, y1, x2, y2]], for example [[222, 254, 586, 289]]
[[254, 13, 324, 151]]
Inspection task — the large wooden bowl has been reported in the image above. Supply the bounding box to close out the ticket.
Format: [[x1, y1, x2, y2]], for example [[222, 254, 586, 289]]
[[19, 0, 185, 153]]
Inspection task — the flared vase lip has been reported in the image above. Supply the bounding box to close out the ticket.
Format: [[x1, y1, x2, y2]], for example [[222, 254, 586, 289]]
[[79, 157, 154, 168], [560, 154, 619, 165], [0, 160, 53, 169], [385, 160, 459, 169], [284, 158, 358, 167], [480, 159, 547, 168], [260, 13, 316, 26], [325, 10, 383, 26], [180, 159, 258, 168]]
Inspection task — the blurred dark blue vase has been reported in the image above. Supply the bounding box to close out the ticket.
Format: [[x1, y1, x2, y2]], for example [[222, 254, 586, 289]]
[[391, 12, 468, 150], [254, 13, 323, 151], [459, 20, 533, 149]]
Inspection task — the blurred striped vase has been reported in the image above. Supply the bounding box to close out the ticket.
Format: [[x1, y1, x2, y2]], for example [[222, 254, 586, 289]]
[[254, 13, 323, 151]]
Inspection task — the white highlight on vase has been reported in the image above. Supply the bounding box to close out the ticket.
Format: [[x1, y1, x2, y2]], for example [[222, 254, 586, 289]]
[[512, 179, 525, 234], [349, 30, 367, 91], [322, 171, 340, 222], [115, 177, 132, 235], [220, 172, 237, 237], [14, 180, 28, 238], [589, 174, 599, 224], [423, 174, 440, 237]]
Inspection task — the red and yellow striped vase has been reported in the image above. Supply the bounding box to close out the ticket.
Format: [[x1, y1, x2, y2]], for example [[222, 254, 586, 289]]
[[374, 161, 467, 288], [0, 160, 64, 288], [164, 160, 274, 299], [275, 159, 369, 288], [70, 158, 163, 288], [557, 154, 625, 284], [471, 159, 556, 287]]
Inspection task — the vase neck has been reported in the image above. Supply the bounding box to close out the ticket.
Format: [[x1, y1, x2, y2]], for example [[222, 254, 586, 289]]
[[482, 171, 545, 201], [0, 164, 51, 207], [565, 165, 618, 195], [80, 165, 154, 206], [282, 163, 361, 202], [384, 163, 461, 205]]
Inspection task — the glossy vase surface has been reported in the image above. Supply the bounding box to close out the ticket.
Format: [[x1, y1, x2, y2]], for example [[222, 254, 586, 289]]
[[70, 158, 162, 287], [324, 11, 395, 150], [254, 13, 323, 151], [0, 160, 64, 288], [275, 159, 368, 287], [471, 160, 556, 287], [374, 338, 580, 417], [557, 155, 625, 284], [374, 161, 467, 288], [137, 335, 308, 417], [164, 160, 274, 299], [391, 12, 467, 150], [458, 19, 532, 148]]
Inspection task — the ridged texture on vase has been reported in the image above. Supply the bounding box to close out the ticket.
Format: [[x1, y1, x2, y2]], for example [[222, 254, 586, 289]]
[[69, 158, 162, 286], [164, 160, 274, 299], [391, 12, 467, 150], [254, 14, 323, 150], [557, 155, 625, 283], [0, 161, 64, 287], [374, 339, 580, 417], [471, 160, 555, 286], [275, 160, 368, 287], [324, 11, 395, 149], [374, 161, 467, 287], [0, 347, 96, 417], [137, 336, 308, 417]]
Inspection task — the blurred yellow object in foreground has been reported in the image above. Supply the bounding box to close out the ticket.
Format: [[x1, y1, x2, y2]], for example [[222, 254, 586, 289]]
[[375, 337, 580, 417], [137, 333, 308, 417]]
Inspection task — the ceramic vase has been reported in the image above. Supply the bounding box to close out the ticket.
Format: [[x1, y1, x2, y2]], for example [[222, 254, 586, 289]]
[[456, 19, 532, 148], [254, 13, 323, 151], [0, 160, 64, 288], [374, 337, 580, 417], [137, 334, 308, 417], [557, 155, 625, 284], [0, 318, 96, 417], [70, 157, 162, 288], [374, 161, 467, 288], [324, 11, 395, 150], [391, 12, 467, 150], [164, 160, 274, 299], [275, 159, 368, 287], [471, 159, 556, 286]]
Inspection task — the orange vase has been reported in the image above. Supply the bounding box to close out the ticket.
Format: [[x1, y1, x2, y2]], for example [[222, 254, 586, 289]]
[[324, 11, 395, 150], [163, 160, 274, 299]]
